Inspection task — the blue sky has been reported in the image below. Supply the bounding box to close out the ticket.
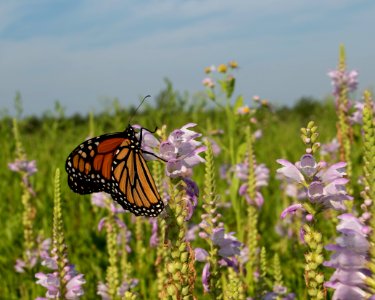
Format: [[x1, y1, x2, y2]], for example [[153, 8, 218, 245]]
[[0, 0, 374, 116]]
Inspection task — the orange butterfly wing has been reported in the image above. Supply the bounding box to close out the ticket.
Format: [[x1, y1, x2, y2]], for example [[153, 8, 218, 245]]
[[65, 125, 164, 217], [111, 141, 163, 216]]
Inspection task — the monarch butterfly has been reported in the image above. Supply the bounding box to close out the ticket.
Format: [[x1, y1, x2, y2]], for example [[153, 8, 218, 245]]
[[65, 124, 164, 217]]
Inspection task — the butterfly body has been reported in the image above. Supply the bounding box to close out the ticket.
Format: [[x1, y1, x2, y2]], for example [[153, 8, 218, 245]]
[[65, 125, 164, 217]]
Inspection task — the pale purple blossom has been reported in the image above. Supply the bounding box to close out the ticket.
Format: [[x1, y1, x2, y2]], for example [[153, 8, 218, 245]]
[[263, 285, 295, 300], [9, 158, 37, 195], [328, 69, 359, 97], [236, 162, 269, 207], [317, 161, 347, 183], [97, 282, 110, 299], [15, 236, 51, 273], [15, 259, 27, 273], [98, 279, 138, 299], [132, 124, 161, 160], [350, 101, 375, 125], [212, 228, 241, 257], [35, 272, 60, 298], [36, 264, 85, 299], [186, 224, 199, 241], [194, 248, 209, 262], [320, 138, 340, 161], [159, 123, 206, 178], [149, 218, 159, 247], [183, 177, 199, 220], [281, 204, 304, 219], [202, 262, 210, 293], [295, 154, 319, 177], [8, 159, 37, 175], [98, 216, 126, 234], [324, 214, 371, 299], [118, 279, 139, 295], [196, 226, 242, 293], [324, 282, 370, 300], [202, 137, 221, 156], [276, 159, 306, 184], [65, 274, 86, 299], [91, 192, 107, 208], [277, 156, 351, 211], [253, 129, 262, 140]]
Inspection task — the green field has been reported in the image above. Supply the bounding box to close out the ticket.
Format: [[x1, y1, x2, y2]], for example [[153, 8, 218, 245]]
[[1, 57, 374, 300]]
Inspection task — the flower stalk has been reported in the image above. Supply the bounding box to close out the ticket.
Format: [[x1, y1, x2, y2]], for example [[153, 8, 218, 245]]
[[10, 118, 37, 269], [361, 90, 375, 291], [165, 181, 196, 300], [105, 211, 120, 299]]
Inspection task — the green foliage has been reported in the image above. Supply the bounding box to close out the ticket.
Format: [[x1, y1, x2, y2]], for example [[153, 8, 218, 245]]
[[0, 79, 365, 299]]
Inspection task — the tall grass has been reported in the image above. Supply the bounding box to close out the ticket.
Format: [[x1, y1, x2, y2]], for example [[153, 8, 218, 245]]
[[0, 51, 373, 299]]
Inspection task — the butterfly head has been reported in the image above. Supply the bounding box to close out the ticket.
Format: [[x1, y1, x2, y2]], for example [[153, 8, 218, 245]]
[[125, 124, 136, 136]]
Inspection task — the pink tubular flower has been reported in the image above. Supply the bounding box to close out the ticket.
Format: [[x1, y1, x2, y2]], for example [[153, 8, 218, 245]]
[[236, 161, 269, 207], [277, 156, 351, 212], [149, 218, 159, 247], [350, 101, 375, 125], [320, 138, 340, 161], [202, 262, 211, 293], [194, 248, 209, 262], [159, 123, 206, 178], [36, 265, 85, 299], [324, 214, 371, 299], [328, 69, 359, 96], [276, 159, 305, 184], [15, 236, 51, 273], [91, 192, 107, 208], [211, 228, 241, 258], [8, 159, 37, 175], [281, 204, 304, 219]]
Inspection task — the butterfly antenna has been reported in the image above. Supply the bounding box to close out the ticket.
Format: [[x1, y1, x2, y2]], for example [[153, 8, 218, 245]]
[[129, 95, 151, 125]]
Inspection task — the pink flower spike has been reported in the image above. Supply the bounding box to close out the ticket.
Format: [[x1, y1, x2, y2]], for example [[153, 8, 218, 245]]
[[194, 248, 208, 262], [281, 204, 304, 219], [319, 161, 347, 183], [276, 159, 305, 184], [98, 217, 107, 232]]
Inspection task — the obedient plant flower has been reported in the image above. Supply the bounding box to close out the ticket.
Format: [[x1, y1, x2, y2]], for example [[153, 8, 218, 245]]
[[277, 154, 352, 215], [8, 159, 37, 175], [91, 192, 125, 214], [263, 286, 296, 300], [149, 218, 159, 247], [328, 69, 359, 97], [202, 137, 221, 156], [9, 158, 37, 196], [15, 236, 51, 273], [324, 214, 371, 299], [159, 123, 206, 178], [36, 264, 85, 299], [236, 161, 269, 207], [183, 177, 199, 220], [36, 169, 85, 299], [158, 124, 205, 299], [320, 138, 340, 162], [195, 227, 242, 292], [350, 100, 375, 125], [277, 121, 348, 299], [97, 279, 139, 299]]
